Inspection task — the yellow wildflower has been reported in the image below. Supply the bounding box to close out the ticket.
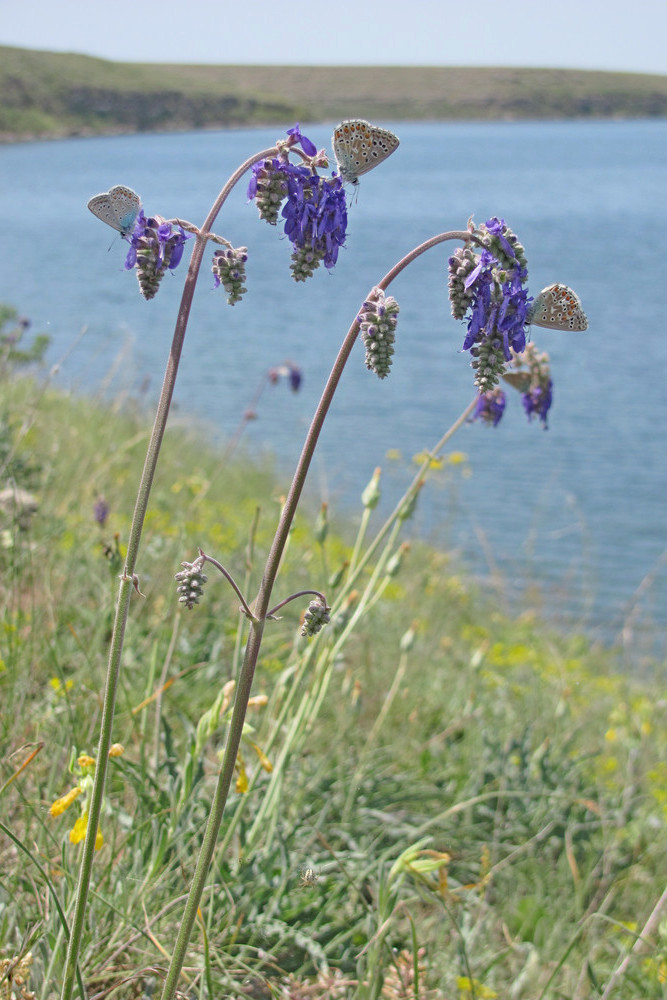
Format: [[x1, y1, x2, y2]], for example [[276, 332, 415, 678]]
[[49, 786, 82, 817], [69, 813, 103, 850]]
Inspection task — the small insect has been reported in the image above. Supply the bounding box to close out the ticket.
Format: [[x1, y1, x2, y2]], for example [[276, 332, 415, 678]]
[[502, 371, 533, 393], [332, 119, 400, 185], [87, 184, 142, 235], [529, 283, 588, 332], [299, 867, 319, 888]]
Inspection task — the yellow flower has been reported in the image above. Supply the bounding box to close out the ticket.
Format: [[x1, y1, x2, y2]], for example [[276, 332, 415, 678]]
[[77, 754, 96, 770], [108, 743, 125, 758], [49, 786, 82, 817], [457, 976, 497, 999], [249, 741, 273, 773], [412, 450, 444, 469], [69, 813, 103, 850], [235, 755, 249, 794]]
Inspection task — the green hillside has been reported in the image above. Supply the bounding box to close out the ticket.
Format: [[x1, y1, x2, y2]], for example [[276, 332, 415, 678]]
[[3, 44, 667, 140]]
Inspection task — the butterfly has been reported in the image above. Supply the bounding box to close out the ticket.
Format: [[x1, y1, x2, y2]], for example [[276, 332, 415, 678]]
[[87, 185, 141, 235], [529, 283, 588, 331], [502, 371, 533, 393], [332, 119, 400, 185]]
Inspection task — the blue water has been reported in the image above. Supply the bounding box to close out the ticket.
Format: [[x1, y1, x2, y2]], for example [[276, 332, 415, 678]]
[[1, 121, 666, 661]]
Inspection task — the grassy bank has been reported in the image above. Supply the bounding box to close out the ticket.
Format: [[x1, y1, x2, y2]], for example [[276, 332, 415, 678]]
[[1, 344, 665, 996], [3, 45, 667, 141]]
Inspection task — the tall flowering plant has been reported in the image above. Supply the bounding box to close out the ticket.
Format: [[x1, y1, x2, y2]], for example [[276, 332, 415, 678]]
[[63, 123, 587, 999]]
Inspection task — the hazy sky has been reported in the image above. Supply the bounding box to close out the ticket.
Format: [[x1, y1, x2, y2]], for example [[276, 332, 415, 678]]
[[2, 0, 666, 74]]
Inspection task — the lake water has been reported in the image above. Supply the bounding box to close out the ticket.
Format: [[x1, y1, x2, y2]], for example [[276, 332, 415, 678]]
[[1, 121, 666, 663]]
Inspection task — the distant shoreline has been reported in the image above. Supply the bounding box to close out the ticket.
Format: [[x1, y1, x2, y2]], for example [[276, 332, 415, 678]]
[[3, 45, 667, 144]]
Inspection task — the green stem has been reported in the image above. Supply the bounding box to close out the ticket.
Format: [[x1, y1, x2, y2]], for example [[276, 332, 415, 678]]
[[59, 146, 279, 1000]]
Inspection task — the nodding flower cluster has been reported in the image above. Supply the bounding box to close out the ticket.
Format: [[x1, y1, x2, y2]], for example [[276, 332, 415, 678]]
[[248, 125, 348, 281], [124, 212, 189, 300], [448, 218, 530, 393], [175, 557, 208, 610], [357, 289, 399, 379], [506, 341, 554, 428], [212, 246, 248, 305], [300, 599, 331, 638], [470, 387, 507, 427], [473, 342, 554, 429]]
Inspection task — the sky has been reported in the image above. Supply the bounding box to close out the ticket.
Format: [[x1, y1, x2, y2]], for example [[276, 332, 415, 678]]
[[2, 0, 667, 74]]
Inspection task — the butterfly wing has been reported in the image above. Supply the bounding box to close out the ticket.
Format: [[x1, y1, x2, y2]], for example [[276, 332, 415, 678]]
[[332, 119, 399, 184], [88, 185, 141, 235], [529, 283, 588, 331], [502, 371, 533, 393]]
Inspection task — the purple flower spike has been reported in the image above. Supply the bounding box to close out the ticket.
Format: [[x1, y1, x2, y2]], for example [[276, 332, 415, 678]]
[[522, 378, 553, 428], [470, 389, 506, 427], [449, 219, 530, 393], [123, 213, 190, 299]]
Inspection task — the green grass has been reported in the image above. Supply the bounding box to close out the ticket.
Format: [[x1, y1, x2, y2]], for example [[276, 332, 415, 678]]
[[1, 344, 665, 998], [3, 45, 667, 140]]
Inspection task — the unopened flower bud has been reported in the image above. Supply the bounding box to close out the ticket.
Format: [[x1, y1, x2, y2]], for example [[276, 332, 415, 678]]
[[358, 289, 399, 379], [300, 599, 331, 637], [212, 246, 248, 305], [448, 245, 478, 320], [175, 557, 208, 609], [361, 467, 382, 510], [248, 158, 289, 225]]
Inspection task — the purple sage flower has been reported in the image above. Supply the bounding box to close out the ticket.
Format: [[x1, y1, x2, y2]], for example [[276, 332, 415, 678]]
[[451, 219, 530, 393], [281, 165, 348, 279], [286, 124, 318, 158], [470, 389, 506, 427], [522, 379, 554, 428], [124, 212, 190, 299]]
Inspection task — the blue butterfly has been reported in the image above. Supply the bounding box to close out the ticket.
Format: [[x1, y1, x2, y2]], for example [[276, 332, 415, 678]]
[[87, 184, 141, 235]]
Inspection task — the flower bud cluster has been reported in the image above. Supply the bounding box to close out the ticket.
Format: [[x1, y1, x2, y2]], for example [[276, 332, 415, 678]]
[[300, 599, 331, 638], [358, 290, 399, 379], [448, 245, 478, 319], [248, 158, 290, 225], [175, 558, 208, 609], [470, 335, 509, 393], [212, 246, 248, 305], [124, 212, 188, 300]]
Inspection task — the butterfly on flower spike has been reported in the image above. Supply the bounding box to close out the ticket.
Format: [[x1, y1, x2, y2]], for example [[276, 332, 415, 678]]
[[528, 283, 588, 332], [87, 185, 141, 236], [332, 119, 400, 185]]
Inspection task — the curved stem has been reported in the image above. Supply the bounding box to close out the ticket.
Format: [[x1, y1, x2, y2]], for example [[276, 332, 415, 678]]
[[200, 551, 257, 620], [266, 589, 328, 619], [60, 146, 280, 1000], [158, 227, 474, 999]]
